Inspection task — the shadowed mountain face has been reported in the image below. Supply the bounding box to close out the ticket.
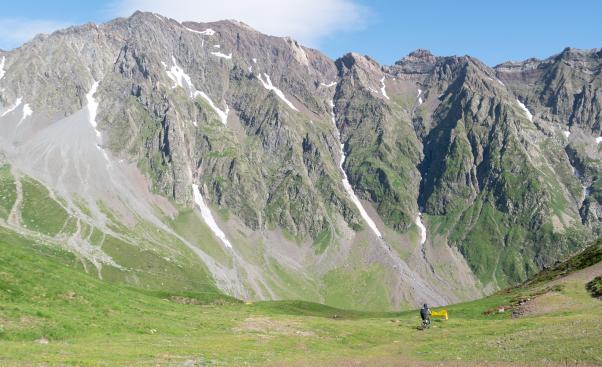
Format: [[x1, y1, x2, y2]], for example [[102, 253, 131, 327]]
[[0, 12, 599, 310]]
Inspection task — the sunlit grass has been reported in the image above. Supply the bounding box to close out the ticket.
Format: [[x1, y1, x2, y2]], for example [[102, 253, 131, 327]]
[[1, 227, 601, 366]]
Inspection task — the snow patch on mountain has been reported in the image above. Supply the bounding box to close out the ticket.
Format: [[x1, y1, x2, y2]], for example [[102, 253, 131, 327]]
[[562, 130, 571, 138], [86, 82, 112, 165], [415, 213, 427, 245], [0, 56, 5, 80], [1, 97, 22, 117], [163, 57, 229, 125], [211, 51, 232, 59], [192, 184, 232, 248], [164, 57, 193, 91], [516, 99, 533, 122], [258, 73, 298, 111], [185, 27, 215, 36], [329, 100, 382, 239], [213, 44, 220, 48], [86, 81, 102, 138], [16, 103, 32, 127], [596, 137, 602, 144], [380, 77, 389, 100], [320, 81, 337, 88], [194, 91, 229, 125], [96, 144, 110, 162]]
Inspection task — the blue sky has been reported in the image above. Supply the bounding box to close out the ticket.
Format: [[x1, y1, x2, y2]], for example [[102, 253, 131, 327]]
[[0, 0, 600, 66]]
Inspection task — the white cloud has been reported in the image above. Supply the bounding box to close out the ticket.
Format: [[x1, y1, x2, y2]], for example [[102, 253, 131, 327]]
[[110, 0, 367, 46], [0, 18, 69, 50]]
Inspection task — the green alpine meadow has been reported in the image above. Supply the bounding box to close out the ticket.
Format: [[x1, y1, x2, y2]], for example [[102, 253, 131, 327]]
[[0, 7, 600, 366]]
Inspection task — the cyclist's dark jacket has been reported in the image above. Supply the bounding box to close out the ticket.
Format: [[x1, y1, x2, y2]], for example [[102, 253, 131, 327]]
[[420, 307, 430, 320]]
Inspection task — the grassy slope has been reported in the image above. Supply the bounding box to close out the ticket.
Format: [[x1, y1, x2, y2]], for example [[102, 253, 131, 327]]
[[20, 177, 70, 236], [1, 227, 601, 366], [0, 166, 218, 296]]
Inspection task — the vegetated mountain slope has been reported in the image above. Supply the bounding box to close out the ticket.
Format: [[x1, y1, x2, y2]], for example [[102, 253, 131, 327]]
[[334, 48, 599, 291], [521, 237, 602, 289], [0, 12, 599, 310], [495, 48, 602, 233], [387, 49, 599, 291]]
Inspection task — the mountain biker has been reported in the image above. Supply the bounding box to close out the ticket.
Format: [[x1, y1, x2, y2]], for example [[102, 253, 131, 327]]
[[420, 303, 431, 326]]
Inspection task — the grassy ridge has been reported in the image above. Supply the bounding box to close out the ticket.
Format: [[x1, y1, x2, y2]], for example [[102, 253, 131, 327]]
[[523, 238, 602, 286], [1, 227, 601, 365]]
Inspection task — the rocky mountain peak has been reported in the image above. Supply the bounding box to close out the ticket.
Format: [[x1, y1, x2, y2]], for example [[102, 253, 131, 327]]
[[406, 48, 436, 62], [336, 52, 381, 72], [558, 46, 590, 59], [494, 57, 543, 73], [392, 49, 438, 74]]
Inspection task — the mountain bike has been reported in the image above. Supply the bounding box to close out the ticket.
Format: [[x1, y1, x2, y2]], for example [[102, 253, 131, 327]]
[[419, 318, 431, 330]]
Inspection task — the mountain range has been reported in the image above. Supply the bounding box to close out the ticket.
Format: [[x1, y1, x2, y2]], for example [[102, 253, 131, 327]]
[[0, 11, 600, 311]]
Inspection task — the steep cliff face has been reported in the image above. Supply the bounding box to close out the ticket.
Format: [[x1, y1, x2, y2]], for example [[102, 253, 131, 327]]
[[94, 14, 343, 239], [495, 48, 602, 236], [0, 13, 599, 310]]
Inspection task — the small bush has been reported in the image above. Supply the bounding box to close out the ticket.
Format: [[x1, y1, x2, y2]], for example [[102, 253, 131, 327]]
[[586, 276, 602, 299]]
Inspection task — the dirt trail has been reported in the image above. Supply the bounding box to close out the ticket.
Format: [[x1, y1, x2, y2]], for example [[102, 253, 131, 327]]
[[7, 172, 22, 226], [551, 262, 602, 285], [513, 262, 602, 318]]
